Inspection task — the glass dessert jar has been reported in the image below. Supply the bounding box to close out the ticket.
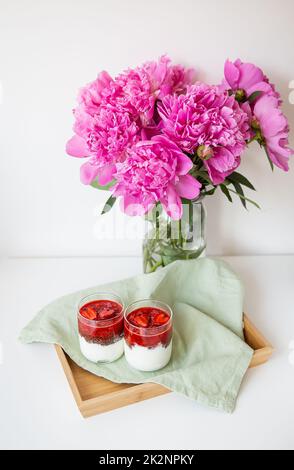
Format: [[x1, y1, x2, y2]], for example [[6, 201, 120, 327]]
[[78, 292, 124, 363], [124, 299, 173, 372]]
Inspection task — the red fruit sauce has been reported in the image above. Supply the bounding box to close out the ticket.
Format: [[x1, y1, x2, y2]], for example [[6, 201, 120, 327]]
[[124, 307, 172, 349], [78, 300, 123, 346]]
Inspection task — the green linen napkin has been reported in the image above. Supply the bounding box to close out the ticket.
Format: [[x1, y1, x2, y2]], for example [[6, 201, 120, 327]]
[[19, 257, 253, 413]]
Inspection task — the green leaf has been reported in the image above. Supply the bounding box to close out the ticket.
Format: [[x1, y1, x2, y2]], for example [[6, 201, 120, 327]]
[[227, 188, 260, 209], [265, 147, 274, 171], [229, 180, 247, 209], [91, 179, 116, 191], [101, 195, 116, 215], [191, 168, 212, 185], [203, 187, 216, 196], [227, 171, 256, 191], [220, 184, 233, 202], [160, 245, 180, 256], [248, 91, 262, 103], [187, 246, 206, 259], [162, 256, 174, 266]]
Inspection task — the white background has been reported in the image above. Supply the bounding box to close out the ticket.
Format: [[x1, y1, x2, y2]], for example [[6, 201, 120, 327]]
[[0, 0, 294, 257]]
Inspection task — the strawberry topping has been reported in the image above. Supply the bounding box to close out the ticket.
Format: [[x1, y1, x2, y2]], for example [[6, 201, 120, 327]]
[[98, 308, 116, 320], [132, 313, 149, 328], [153, 312, 170, 326], [80, 306, 96, 320], [125, 306, 172, 349], [78, 299, 123, 345], [79, 300, 122, 321], [127, 306, 170, 328]]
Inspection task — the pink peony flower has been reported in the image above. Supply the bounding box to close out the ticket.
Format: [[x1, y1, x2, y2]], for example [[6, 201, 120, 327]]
[[115, 68, 155, 125], [202, 147, 241, 185], [253, 95, 293, 171], [67, 105, 139, 185], [158, 83, 250, 183], [66, 56, 293, 220], [115, 55, 196, 126], [66, 56, 197, 185], [113, 136, 201, 219], [87, 106, 139, 160], [77, 71, 115, 115], [222, 59, 280, 103], [142, 55, 196, 99]]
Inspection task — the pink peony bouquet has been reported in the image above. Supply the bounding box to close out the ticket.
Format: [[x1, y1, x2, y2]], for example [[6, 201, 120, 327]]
[[66, 56, 293, 220]]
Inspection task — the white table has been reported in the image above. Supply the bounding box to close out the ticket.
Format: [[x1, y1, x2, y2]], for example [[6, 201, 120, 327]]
[[0, 255, 294, 450]]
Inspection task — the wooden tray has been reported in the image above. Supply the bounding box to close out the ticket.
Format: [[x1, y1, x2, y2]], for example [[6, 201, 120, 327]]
[[55, 314, 273, 418]]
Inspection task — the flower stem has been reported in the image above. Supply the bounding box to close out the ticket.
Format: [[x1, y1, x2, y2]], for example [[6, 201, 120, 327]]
[[149, 260, 163, 273], [246, 134, 258, 145]]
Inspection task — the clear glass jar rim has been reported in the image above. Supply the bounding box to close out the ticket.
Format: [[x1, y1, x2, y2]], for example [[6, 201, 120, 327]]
[[78, 291, 124, 325]]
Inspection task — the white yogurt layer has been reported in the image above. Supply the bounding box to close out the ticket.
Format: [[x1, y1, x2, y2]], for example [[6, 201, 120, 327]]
[[124, 340, 172, 372], [79, 335, 124, 363]]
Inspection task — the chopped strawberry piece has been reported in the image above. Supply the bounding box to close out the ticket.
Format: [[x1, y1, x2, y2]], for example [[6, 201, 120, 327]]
[[81, 306, 96, 320], [98, 308, 115, 320], [153, 312, 169, 326], [132, 313, 149, 328]]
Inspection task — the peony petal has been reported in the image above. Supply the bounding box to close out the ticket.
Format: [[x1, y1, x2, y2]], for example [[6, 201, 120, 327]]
[[253, 95, 279, 125], [241, 101, 252, 120], [238, 62, 264, 90], [161, 184, 183, 220], [246, 81, 272, 98], [208, 147, 235, 172], [266, 136, 293, 171], [267, 145, 290, 171], [224, 59, 240, 89], [254, 95, 288, 138], [153, 55, 169, 86], [175, 174, 201, 199], [80, 162, 100, 185], [66, 135, 89, 158], [120, 194, 155, 216], [204, 163, 225, 185], [176, 153, 193, 175], [261, 109, 287, 138], [96, 71, 113, 93], [97, 164, 116, 185], [73, 108, 94, 137], [204, 148, 240, 185]]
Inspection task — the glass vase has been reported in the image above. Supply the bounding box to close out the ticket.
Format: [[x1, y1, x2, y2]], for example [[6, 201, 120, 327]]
[[143, 198, 206, 273]]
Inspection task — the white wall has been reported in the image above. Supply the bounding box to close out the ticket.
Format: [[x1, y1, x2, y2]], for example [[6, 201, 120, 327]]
[[1, 0, 294, 257]]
